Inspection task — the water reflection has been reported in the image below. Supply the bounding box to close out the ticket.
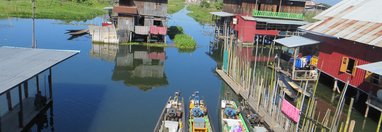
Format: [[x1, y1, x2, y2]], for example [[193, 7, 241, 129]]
[[90, 44, 168, 91], [26, 104, 55, 132]]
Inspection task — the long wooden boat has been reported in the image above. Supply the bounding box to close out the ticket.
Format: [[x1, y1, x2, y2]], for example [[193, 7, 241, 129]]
[[220, 100, 250, 132], [189, 91, 213, 132], [240, 103, 269, 132], [154, 92, 186, 132]]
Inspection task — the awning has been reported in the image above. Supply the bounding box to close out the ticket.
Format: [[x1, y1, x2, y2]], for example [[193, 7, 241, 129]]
[[357, 61, 382, 76], [210, 12, 235, 17], [274, 36, 320, 48], [0, 47, 79, 94], [241, 16, 309, 25]]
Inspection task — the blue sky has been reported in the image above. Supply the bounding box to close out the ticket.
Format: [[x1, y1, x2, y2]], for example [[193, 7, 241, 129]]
[[314, 0, 341, 5]]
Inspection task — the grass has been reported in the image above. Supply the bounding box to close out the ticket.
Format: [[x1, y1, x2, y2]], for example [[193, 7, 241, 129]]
[[0, 0, 108, 21], [187, 3, 221, 24], [168, 0, 185, 14]]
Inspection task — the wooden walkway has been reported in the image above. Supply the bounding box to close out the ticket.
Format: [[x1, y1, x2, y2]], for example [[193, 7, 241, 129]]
[[216, 69, 285, 132], [1, 97, 51, 132]]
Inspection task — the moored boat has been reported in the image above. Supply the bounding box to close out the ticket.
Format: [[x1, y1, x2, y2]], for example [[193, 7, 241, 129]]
[[220, 100, 249, 132], [189, 91, 213, 132], [154, 91, 186, 132]]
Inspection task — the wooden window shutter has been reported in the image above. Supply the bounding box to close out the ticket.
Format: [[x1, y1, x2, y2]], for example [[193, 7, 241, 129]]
[[340, 57, 349, 73], [352, 60, 358, 76], [365, 71, 373, 82]]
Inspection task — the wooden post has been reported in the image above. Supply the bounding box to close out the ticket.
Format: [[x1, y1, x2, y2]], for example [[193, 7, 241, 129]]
[[291, 47, 298, 79], [36, 75, 40, 92], [296, 80, 309, 132], [344, 98, 354, 132], [339, 122, 344, 132], [23, 81, 28, 98], [365, 98, 370, 118], [349, 120, 356, 132], [6, 91, 12, 111], [377, 113, 382, 132], [49, 68, 53, 99], [18, 84, 23, 127]]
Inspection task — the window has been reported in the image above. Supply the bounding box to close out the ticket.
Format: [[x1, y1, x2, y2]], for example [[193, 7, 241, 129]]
[[153, 20, 162, 26], [339, 57, 358, 76]]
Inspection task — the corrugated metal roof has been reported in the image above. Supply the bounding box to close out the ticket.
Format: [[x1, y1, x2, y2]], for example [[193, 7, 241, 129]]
[[314, 0, 382, 23], [300, 17, 382, 48], [357, 61, 382, 76], [241, 16, 308, 25], [274, 36, 320, 48], [0, 47, 79, 94], [300, 0, 382, 48], [210, 12, 235, 17]]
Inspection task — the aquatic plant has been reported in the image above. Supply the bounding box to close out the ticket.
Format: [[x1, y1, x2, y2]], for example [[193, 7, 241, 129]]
[[174, 34, 196, 49]]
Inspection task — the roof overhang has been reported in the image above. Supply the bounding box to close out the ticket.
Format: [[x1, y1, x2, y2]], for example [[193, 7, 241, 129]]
[[274, 36, 320, 48], [113, 6, 138, 14], [0, 47, 80, 94], [210, 12, 235, 17], [357, 61, 382, 76]]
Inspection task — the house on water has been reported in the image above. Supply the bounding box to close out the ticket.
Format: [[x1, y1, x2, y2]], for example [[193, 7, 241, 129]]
[[0, 47, 78, 132], [211, 0, 308, 44], [296, 0, 382, 117], [113, 0, 168, 43]]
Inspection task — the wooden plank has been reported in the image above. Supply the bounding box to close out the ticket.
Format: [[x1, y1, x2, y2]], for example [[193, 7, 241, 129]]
[[216, 69, 285, 132], [1, 97, 52, 132]]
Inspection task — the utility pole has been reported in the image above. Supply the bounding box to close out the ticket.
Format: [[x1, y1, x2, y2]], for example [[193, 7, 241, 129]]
[[32, 0, 36, 48]]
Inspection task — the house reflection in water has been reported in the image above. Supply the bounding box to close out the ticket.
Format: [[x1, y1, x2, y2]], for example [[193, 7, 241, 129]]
[[91, 44, 168, 91]]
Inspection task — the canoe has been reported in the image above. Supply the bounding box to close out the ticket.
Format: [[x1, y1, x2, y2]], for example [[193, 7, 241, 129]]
[[154, 92, 186, 132], [189, 91, 213, 132], [220, 100, 249, 132], [240, 103, 269, 132]]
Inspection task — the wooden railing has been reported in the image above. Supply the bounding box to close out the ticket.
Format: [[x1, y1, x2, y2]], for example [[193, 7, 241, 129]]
[[253, 10, 304, 20], [292, 70, 318, 81]]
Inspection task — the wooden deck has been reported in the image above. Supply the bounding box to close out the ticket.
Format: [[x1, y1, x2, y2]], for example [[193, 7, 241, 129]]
[[216, 69, 285, 132], [1, 97, 51, 132]]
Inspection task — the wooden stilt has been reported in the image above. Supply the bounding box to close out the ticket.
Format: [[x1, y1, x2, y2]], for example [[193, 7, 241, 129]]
[[365, 98, 370, 118], [18, 84, 23, 128], [6, 91, 12, 111], [344, 98, 354, 132], [23, 81, 28, 98], [49, 68, 53, 99], [36, 75, 40, 92], [377, 112, 382, 132], [349, 120, 356, 132]]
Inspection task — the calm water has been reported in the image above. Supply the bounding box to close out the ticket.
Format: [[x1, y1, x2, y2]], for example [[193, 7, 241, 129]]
[[0, 8, 223, 131]]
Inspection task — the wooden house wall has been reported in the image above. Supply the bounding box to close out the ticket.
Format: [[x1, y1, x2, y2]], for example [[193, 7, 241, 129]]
[[306, 34, 382, 93], [118, 17, 135, 31], [223, 0, 306, 14], [135, 1, 167, 17]]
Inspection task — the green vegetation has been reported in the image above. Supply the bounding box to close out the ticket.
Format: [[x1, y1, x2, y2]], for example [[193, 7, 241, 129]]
[[187, 1, 222, 24], [167, 25, 196, 49], [304, 10, 321, 22], [0, 0, 108, 21], [174, 34, 196, 49], [167, 26, 184, 39], [168, 0, 185, 14]]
